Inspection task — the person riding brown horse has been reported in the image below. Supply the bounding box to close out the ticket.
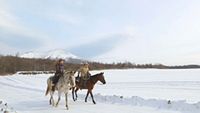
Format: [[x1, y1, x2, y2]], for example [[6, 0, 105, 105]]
[[77, 63, 91, 88], [72, 72, 106, 104]]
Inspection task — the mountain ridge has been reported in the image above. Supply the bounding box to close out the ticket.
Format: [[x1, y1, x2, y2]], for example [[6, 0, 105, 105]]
[[19, 49, 80, 61]]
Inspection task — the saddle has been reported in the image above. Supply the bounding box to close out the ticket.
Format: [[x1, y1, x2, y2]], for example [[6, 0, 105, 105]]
[[79, 76, 90, 89], [51, 73, 63, 91]]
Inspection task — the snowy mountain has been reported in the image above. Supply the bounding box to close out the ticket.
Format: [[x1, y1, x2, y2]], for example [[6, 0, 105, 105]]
[[19, 51, 43, 59], [44, 49, 78, 59], [19, 49, 79, 61]]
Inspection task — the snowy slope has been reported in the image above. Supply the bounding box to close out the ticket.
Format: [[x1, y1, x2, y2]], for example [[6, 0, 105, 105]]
[[19, 51, 43, 59], [45, 49, 77, 59], [0, 69, 200, 113], [19, 49, 78, 60]]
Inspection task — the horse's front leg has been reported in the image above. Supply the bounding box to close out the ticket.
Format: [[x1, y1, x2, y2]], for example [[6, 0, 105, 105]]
[[49, 98, 51, 105], [85, 90, 89, 102], [50, 91, 55, 106], [75, 87, 79, 100], [65, 92, 69, 110], [72, 87, 75, 101], [55, 91, 61, 107], [90, 91, 96, 104]]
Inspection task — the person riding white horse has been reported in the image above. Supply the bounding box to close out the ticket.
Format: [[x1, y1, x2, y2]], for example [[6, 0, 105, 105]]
[[45, 71, 76, 110], [52, 59, 65, 90]]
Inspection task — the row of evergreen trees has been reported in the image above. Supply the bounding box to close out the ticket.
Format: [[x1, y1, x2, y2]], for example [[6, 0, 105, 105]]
[[0, 56, 199, 75]]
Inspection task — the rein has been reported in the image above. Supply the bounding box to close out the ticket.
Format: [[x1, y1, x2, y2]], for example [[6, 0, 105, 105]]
[[90, 74, 101, 84], [62, 74, 72, 85], [90, 76, 97, 84]]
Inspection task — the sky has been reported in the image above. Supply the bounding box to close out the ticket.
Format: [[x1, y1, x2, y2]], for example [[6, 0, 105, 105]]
[[0, 0, 200, 65]]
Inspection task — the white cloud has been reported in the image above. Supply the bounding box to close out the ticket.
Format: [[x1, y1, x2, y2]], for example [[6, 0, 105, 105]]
[[0, 42, 18, 55], [0, 1, 20, 31], [93, 2, 200, 65], [92, 35, 146, 63], [63, 0, 84, 7], [43, 10, 82, 26], [0, 1, 57, 53], [1, 0, 200, 65]]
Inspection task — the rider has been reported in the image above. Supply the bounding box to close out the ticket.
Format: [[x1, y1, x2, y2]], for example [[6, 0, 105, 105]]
[[52, 59, 65, 87], [77, 62, 91, 88]]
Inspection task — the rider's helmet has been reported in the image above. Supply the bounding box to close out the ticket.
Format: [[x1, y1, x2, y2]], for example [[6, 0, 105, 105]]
[[58, 59, 65, 64], [83, 62, 89, 66]]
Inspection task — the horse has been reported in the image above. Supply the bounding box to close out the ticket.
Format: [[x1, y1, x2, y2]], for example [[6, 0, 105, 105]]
[[45, 71, 76, 110], [72, 72, 106, 104]]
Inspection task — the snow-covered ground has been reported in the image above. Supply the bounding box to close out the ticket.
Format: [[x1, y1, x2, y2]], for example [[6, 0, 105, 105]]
[[0, 69, 200, 113], [92, 69, 200, 103]]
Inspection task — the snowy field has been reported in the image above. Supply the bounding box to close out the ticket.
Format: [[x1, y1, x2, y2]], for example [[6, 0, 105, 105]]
[[0, 69, 200, 113]]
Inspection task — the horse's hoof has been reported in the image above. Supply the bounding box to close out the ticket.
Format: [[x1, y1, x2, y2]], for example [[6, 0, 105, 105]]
[[51, 103, 53, 106], [93, 101, 96, 104], [66, 106, 69, 110], [52, 103, 55, 107]]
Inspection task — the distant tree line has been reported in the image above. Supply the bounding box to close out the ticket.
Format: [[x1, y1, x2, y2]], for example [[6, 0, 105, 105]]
[[0, 56, 79, 75], [0, 55, 200, 75]]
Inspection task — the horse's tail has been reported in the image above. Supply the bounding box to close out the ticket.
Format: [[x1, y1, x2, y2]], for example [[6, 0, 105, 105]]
[[45, 78, 52, 96], [45, 85, 50, 96]]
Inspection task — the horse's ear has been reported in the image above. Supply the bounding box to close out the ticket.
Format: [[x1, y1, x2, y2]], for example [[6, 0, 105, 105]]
[[67, 71, 73, 74]]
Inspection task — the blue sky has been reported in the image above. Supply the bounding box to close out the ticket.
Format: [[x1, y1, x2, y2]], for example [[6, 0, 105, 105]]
[[0, 0, 200, 65]]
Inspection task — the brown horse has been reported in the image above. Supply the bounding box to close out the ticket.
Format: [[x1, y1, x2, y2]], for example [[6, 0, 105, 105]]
[[72, 72, 106, 104]]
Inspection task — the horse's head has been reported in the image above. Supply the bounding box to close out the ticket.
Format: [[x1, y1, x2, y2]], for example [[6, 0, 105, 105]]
[[64, 71, 76, 87], [97, 72, 106, 84]]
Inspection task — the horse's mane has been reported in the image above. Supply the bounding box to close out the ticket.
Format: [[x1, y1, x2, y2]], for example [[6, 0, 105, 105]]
[[91, 72, 104, 77]]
